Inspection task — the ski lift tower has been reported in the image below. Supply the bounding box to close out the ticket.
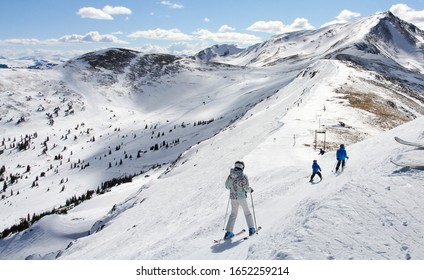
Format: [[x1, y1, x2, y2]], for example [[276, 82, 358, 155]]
[[314, 129, 327, 151], [314, 114, 327, 151]]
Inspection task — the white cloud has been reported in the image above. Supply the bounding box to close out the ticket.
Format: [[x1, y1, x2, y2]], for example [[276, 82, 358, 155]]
[[127, 27, 260, 46], [59, 31, 128, 44], [83, 32, 127, 43], [321, 9, 360, 28], [102, 5, 132, 15], [77, 7, 113, 20], [4, 38, 56, 45], [247, 18, 314, 34], [2, 31, 127, 46], [193, 29, 262, 45], [77, 5, 132, 20], [130, 44, 170, 54], [5, 38, 43, 45], [390, 4, 424, 30], [128, 28, 194, 41], [161, 1, 184, 9], [204, 18, 210, 23], [218, 25, 236, 32], [336, 10, 361, 21], [247, 21, 285, 33], [290, 18, 315, 31]]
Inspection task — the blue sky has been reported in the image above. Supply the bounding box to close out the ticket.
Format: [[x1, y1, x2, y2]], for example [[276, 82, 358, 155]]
[[1, 0, 424, 59]]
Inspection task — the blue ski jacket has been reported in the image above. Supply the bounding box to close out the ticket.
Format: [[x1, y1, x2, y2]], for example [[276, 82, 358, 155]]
[[312, 162, 321, 173], [225, 168, 252, 200], [336, 146, 349, 160]]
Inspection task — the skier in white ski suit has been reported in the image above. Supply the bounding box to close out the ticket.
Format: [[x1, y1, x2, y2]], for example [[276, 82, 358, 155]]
[[224, 161, 255, 239]]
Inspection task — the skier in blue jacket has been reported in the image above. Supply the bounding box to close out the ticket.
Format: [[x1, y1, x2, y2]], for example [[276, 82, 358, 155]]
[[335, 144, 349, 172], [309, 160, 322, 182]]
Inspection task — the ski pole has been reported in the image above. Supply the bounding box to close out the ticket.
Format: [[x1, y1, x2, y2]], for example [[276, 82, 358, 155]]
[[250, 191, 258, 230], [331, 161, 338, 172], [222, 196, 230, 231]]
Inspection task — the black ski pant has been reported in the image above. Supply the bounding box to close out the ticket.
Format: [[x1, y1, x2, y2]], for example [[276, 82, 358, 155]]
[[335, 159, 346, 172], [310, 172, 322, 181]]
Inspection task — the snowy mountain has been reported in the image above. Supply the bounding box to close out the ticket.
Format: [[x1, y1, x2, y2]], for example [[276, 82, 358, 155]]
[[0, 56, 63, 69], [192, 44, 244, 62], [0, 11, 423, 260], [229, 12, 424, 70]]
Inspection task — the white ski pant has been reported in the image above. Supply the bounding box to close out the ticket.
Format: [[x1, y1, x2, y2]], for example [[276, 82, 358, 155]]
[[225, 198, 255, 232]]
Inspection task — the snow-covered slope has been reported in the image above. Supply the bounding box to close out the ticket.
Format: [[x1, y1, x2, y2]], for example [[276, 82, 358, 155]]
[[57, 62, 424, 260], [0, 50, 289, 231], [192, 44, 244, 62], [0, 11, 423, 260], [71, 118, 424, 260]]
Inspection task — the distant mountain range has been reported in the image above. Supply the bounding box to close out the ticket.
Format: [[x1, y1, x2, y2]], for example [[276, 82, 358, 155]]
[[0, 56, 66, 69]]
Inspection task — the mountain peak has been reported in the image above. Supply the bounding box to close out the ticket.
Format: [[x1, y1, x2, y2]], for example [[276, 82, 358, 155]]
[[371, 10, 423, 36], [68, 48, 140, 72], [364, 10, 424, 69]]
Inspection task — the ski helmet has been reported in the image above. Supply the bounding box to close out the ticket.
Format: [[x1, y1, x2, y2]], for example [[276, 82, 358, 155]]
[[234, 161, 245, 170]]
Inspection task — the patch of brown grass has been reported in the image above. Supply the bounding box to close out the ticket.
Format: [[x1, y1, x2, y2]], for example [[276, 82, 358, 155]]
[[335, 87, 411, 130]]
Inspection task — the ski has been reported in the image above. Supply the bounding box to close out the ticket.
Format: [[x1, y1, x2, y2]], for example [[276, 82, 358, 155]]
[[333, 161, 347, 174], [334, 168, 344, 175], [390, 160, 424, 170], [394, 137, 424, 149], [309, 178, 322, 184], [243, 226, 262, 240], [310, 180, 322, 184], [214, 229, 246, 243]]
